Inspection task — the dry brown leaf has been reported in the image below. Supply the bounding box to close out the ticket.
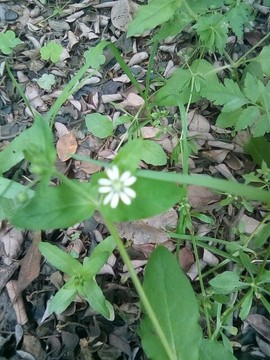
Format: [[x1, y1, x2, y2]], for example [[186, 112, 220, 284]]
[[111, 0, 139, 31], [202, 249, 219, 266], [240, 214, 260, 234], [16, 232, 42, 298], [6, 280, 28, 325], [202, 149, 229, 164], [225, 153, 243, 170], [116, 221, 168, 244], [140, 126, 160, 139], [116, 209, 177, 245], [120, 93, 144, 109], [179, 247, 194, 272], [0, 262, 19, 294], [246, 314, 270, 342], [187, 110, 210, 133], [57, 132, 78, 162], [188, 185, 221, 209], [0, 226, 24, 265]]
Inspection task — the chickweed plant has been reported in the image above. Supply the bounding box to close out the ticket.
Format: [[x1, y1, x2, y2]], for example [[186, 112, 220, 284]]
[[1, 1, 270, 359]]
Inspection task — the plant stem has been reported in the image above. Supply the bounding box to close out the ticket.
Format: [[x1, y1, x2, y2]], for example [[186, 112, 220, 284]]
[[103, 217, 178, 360]]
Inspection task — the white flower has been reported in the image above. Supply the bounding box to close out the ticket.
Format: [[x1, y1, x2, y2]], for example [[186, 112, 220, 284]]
[[98, 165, 137, 208]]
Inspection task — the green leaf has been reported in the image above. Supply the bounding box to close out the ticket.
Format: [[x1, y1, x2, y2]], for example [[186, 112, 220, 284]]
[[251, 113, 270, 137], [80, 279, 114, 320], [199, 339, 237, 360], [0, 30, 23, 55], [209, 271, 248, 294], [234, 106, 260, 131], [140, 246, 202, 360], [0, 177, 34, 201], [239, 289, 253, 320], [194, 13, 228, 54], [83, 252, 110, 279], [202, 78, 249, 112], [88, 236, 116, 264], [83, 43, 107, 70], [83, 236, 116, 277], [244, 137, 270, 167], [85, 113, 114, 139], [141, 140, 167, 166], [38, 242, 83, 275], [113, 138, 143, 173], [154, 10, 192, 42], [156, 59, 219, 106], [252, 222, 270, 248], [127, 0, 182, 37], [40, 41, 63, 63], [37, 73, 56, 91], [48, 283, 77, 315], [255, 46, 270, 76], [243, 73, 259, 103], [216, 109, 242, 128], [98, 175, 185, 222], [226, 4, 250, 39], [0, 116, 55, 175], [11, 181, 97, 230]]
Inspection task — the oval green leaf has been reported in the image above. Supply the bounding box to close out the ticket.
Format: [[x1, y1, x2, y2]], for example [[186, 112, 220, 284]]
[[85, 113, 114, 139], [140, 246, 202, 360]]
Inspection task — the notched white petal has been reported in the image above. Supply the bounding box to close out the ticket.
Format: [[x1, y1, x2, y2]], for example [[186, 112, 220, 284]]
[[124, 187, 136, 198], [98, 178, 112, 186], [120, 171, 132, 182], [124, 176, 136, 186], [106, 165, 119, 180], [103, 192, 114, 205], [98, 186, 112, 194], [110, 193, 120, 208], [120, 192, 132, 205]]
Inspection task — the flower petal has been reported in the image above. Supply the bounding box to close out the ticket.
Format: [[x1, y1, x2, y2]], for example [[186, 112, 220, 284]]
[[110, 193, 120, 208], [98, 186, 112, 194], [123, 175, 137, 186], [123, 187, 136, 198], [106, 165, 119, 181], [120, 171, 132, 182], [98, 178, 112, 186], [120, 192, 132, 205], [103, 192, 114, 205]]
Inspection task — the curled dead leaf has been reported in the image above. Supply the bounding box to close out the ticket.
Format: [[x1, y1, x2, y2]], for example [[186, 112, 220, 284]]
[[57, 132, 78, 162]]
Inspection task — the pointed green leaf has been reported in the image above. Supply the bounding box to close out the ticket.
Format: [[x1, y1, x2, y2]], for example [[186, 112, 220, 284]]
[[244, 137, 270, 167], [83, 236, 116, 277], [49, 284, 77, 315], [0, 116, 55, 175], [199, 339, 237, 360], [209, 271, 248, 294], [127, 0, 182, 37], [80, 279, 114, 320], [255, 46, 270, 76], [239, 289, 253, 320], [141, 140, 167, 166], [113, 138, 143, 173], [38, 242, 83, 275], [85, 113, 114, 139], [140, 246, 202, 360], [11, 181, 97, 230], [82, 252, 109, 279]]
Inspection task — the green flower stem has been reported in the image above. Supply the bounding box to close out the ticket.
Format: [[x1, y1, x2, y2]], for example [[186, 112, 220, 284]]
[[103, 217, 177, 360]]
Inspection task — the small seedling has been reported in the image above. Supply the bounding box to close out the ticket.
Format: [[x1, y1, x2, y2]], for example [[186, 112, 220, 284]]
[[0, 30, 23, 55], [37, 73, 56, 91], [40, 41, 63, 63], [38, 236, 116, 320]]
